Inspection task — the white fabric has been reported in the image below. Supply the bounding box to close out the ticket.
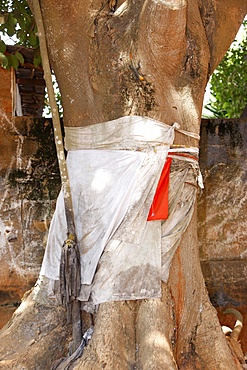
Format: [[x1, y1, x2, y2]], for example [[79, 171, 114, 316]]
[[15, 83, 23, 117], [40, 116, 199, 305], [161, 162, 197, 281], [64, 115, 176, 151]]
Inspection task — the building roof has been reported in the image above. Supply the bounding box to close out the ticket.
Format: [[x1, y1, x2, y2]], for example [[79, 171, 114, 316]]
[[6, 45, 46, 117]]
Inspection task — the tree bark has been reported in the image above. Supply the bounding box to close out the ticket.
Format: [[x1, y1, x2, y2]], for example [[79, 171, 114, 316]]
[[0, 1, 247, 369]]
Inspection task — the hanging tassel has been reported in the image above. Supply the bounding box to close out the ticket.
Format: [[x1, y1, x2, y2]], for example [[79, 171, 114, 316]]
[[60, 235, 81, 322]]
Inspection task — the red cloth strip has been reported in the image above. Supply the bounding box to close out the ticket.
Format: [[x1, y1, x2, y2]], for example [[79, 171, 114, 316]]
[[147, 157, 172, 221]]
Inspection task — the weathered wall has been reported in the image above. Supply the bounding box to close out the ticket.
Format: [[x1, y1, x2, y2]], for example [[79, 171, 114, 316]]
[[199, 119, 247, 261], [0, 117, 246, 353], [0, 67, 12, 115], [198, 118, 247, 351], [0, 115, 60, 327]]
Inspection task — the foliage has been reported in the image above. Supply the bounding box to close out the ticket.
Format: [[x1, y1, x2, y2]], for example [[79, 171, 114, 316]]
[[0, 0, 40, 69], [0, 0, 63, 117], [205, 21, 247, 118], [44, 79, 63, 118]]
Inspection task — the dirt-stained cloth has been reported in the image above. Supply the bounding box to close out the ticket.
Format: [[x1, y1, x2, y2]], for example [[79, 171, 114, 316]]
[[40, 116, 200, 305]]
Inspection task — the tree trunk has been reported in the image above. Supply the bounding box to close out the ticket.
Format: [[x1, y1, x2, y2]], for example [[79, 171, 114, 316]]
[[0, 1, 247, 369]]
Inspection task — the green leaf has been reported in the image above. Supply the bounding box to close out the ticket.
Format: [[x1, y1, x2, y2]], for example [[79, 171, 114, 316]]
[[15, 51, 24, 64], [0, 51, 8, 68], [28, 30, 39, 47], [5, 21, 16, 36], [0, 39, 6, 53], [8, 13, 17, 26], [7, 53, 19, 69], [33, 54, 42, 67]]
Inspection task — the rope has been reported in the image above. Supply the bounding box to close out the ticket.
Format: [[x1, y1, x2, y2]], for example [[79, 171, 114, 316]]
[[52, 326, 94, 370]]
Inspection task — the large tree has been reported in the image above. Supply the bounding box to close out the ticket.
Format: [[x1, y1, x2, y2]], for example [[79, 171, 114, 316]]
[[0, 1, 247, 369]]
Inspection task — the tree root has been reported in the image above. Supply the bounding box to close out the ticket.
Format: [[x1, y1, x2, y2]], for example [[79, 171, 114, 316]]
[[0, 287, 71, 370]]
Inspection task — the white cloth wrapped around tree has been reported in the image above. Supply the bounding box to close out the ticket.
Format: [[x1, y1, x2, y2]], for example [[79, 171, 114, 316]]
[[40, 116, 200, 305]]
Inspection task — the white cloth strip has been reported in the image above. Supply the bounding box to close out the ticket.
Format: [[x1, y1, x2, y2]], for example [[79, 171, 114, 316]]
[[168, 147, 199, 154], [64, 116, 199, 151], [64, 116, 175, 151]]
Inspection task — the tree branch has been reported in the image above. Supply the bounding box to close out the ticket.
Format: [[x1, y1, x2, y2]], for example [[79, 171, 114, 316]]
[[200, 0, 247, 74]]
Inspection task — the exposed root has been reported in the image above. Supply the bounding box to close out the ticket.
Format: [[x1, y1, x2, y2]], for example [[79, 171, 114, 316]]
[[0, 288, 71, 369], [222, 308, 246, 366], [223, 308, 243, 341]]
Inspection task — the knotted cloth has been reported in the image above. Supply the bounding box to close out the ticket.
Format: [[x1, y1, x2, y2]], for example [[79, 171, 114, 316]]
[[40, 116, 201, 306]]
